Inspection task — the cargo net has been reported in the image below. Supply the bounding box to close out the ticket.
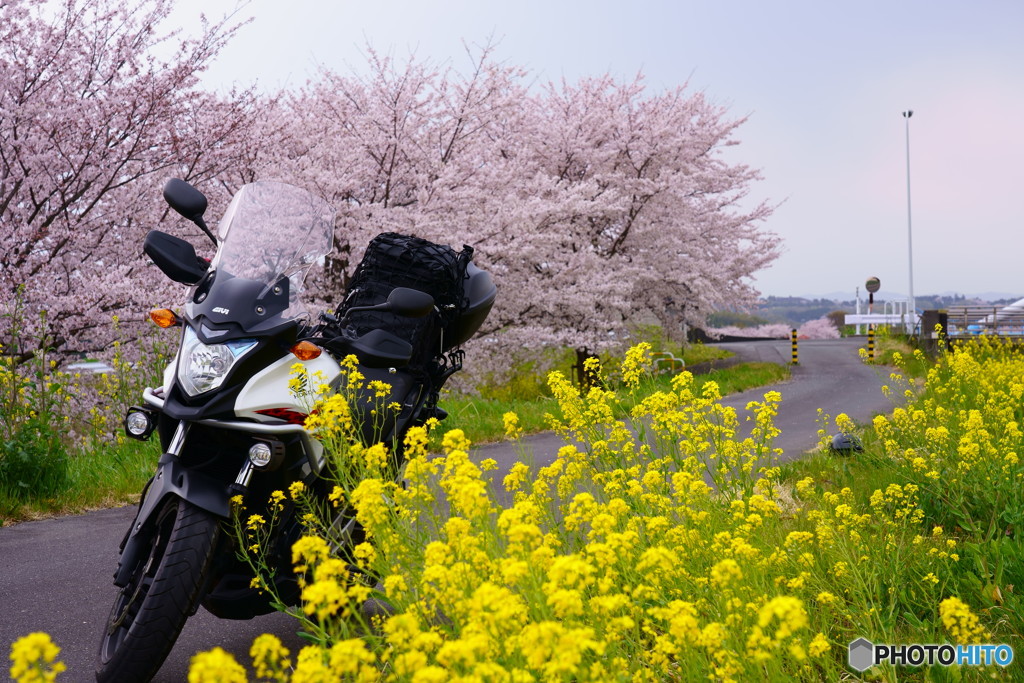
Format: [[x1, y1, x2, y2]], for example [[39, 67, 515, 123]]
[[339, 232, 472, 375]]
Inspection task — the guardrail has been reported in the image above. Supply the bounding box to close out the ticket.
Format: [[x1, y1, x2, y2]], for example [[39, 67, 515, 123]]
[[650, 351, 685, 375], [945, 306, 1024, 338]]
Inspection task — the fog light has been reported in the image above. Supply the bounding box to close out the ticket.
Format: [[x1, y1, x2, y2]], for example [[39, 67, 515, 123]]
[[124, 408, 156, 440], [248, 442, 273, 468]]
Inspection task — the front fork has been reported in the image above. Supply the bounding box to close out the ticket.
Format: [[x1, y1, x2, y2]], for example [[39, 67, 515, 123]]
[[114, 403, 327, 588], [113, 420, 249, 587]]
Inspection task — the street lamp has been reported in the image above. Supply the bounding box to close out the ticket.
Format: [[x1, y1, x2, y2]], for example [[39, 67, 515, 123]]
[[903, 110, 915, 333]]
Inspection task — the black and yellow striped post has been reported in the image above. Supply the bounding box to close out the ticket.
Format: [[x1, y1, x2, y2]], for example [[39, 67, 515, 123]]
[[791, 328, 798, 365], [867, 325, 875, 361]]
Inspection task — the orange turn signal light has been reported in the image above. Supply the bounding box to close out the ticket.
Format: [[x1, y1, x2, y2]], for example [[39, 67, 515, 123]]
[[150, 308, 180, 328], [290, 341, 322, 361]]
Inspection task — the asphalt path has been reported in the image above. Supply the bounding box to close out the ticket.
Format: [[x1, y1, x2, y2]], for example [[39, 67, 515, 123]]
[[0, 337, 897, 681], [717, 338, 900, 462], [475, 337, 900, 472]]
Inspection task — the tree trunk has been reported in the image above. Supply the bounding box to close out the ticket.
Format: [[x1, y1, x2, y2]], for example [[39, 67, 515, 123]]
[[573, 346, 599, 390]]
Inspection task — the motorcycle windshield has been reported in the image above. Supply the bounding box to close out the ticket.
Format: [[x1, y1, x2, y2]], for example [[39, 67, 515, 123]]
[[193, 182, 335, 330]]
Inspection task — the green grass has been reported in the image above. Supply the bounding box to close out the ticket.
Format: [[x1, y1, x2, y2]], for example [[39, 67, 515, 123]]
[[863, 331, 931, 378], [0, 438, 159, 525], [680, 342, 733, 365], [776, 428, 895, 505], [0, 343, 786, 524], [688, 360, 789, 396], [438, 360, 790, 445]]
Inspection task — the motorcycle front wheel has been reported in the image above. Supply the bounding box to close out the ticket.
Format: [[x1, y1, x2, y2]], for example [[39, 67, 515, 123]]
[[96, 496, 220, 683]]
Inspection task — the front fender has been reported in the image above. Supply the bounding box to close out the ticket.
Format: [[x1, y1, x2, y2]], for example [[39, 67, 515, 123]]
[[113, 453, 231, 587]]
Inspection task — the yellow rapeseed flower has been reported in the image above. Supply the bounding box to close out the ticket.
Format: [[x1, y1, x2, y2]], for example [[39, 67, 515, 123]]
[[503, 411, 524, 439], [250, 634, 290, 683], [516, 621, 604, 678], [291, 535, 330, 573], [328, 639, 377, 679], [939, 596, 988, 644], [8, 632, 66, 683], [187, 646, 247, 683], [404, 425, 430, 459], [291, 646, 331, 683], [757, 595, 808, 641], [351, 478, 391, 532], [621, 342, 652, 389], [710, 558, 743, 588], [808, 632, 830, 658]]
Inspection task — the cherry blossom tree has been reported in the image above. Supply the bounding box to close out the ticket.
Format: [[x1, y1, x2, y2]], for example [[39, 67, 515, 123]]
[[3, 14, 779, 371], [706, 318, 841, 340], [262, 44, 532, 308], [276, 49, 779, 372], [476, 75, 780, 365], [0, 0, 259, 356]]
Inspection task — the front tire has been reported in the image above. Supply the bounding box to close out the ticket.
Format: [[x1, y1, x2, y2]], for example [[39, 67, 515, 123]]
[[96, 497, 220, 683]]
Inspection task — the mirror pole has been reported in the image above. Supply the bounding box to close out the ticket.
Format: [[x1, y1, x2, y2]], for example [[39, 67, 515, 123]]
[[195, 217, 217, 247]]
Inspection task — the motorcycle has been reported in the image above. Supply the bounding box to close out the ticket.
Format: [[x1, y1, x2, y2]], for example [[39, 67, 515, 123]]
[[95, 179, 495, 682]]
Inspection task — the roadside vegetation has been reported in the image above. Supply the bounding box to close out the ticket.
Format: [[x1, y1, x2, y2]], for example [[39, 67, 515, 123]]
[[0, 302, 171, 522], [11, 325, 1023, 681], [864, 326, 932, 379], [440, 341, 783, 445], [12, 329, 1024, 679], [175, 336, 1017, 681], [0, 313, 779, 524]]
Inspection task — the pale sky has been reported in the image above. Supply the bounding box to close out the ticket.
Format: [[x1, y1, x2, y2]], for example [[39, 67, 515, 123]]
[[172, 0, 1024, 300]]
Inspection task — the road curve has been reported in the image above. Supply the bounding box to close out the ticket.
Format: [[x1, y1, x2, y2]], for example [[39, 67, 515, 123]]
[[715, 338, 901, 462], [475, 337, 900, 472], [0, 337, 897, 681]]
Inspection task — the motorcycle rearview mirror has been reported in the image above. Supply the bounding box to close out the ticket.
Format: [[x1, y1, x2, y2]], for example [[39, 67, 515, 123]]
[[386, 288, 435, 317], [342, 287, 435, 319], [163, 178, 217, 247]]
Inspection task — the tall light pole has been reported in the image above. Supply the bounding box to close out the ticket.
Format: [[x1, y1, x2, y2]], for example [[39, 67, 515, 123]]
[[903, 110, 915, 333]]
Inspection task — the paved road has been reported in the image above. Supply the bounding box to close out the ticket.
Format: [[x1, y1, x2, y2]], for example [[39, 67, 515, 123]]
[[0, 338, 895, 681], [716, 338, 899, 461], [0, 506, 308, 682], [476, 337, 899, 471]]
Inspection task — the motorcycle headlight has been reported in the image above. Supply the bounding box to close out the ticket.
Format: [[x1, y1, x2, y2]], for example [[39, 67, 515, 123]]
[[178, 327, 258, 396]]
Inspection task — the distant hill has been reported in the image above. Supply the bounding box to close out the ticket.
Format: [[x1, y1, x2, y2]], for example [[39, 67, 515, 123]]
[[727, 293, 1024, 328], [754, 297, 844, 326], [798, 291, 1022, 304]]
